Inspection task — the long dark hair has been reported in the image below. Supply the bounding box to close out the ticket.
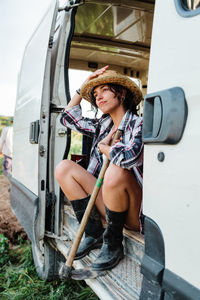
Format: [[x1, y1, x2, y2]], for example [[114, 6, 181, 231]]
[[90, 83, 138, 115]]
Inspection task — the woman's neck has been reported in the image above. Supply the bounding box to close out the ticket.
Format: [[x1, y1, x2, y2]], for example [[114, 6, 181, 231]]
[[110, 106, 126, 129]]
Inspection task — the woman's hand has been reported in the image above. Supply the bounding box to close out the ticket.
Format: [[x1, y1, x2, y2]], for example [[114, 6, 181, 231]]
[[97, 128, 118, 158], [98, 127, 117, 147], [97, 128, 123, 158], [82, 65, 109, 87]]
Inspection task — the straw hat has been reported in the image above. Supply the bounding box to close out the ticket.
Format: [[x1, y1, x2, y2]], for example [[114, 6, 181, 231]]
[[80, 70, 143, 106]]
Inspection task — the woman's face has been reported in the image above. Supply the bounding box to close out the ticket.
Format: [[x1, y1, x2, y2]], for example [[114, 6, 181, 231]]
[[93, 84, 122, 114]]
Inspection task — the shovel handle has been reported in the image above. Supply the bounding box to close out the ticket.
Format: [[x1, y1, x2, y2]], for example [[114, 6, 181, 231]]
[[66, 129, 122, 268]]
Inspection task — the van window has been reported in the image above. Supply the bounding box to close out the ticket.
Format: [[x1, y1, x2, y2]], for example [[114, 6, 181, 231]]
[[69, 2, 153, 82]]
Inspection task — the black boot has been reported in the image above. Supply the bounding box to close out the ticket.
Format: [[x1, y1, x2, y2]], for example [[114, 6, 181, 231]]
[[91, 207, 127, 271], [71, 195, 104, 260]]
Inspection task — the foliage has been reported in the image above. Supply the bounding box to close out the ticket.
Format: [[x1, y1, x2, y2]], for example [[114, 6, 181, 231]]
[[0, 234, 10, 267], [0, 115, 13, 136], [0, 120, 94, 298], [68, 131, 82, 159], [0, 235, 98, 300], [0, 157, 3, 175]]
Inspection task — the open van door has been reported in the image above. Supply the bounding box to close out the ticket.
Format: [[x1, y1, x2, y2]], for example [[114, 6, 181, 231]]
[[10, 0, 77, 280]]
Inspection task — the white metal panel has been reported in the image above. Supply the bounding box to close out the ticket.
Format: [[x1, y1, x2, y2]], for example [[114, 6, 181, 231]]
[[143, 0, 200, 289], [13, 0, 57, 194]]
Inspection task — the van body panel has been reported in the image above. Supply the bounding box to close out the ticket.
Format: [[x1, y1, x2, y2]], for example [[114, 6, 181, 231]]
[[143, 0, 200, 289], [10, 176, 38, 243], [13, 0, 58, 194]]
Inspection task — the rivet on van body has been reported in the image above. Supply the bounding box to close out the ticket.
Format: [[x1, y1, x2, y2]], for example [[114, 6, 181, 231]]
[[157, 152, 165, 162]]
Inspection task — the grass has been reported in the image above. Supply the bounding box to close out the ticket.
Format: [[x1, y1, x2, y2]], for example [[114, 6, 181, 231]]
[[0, 157, 3, 175], [0, 124, 96, 299], [0, 235, 99, 300]]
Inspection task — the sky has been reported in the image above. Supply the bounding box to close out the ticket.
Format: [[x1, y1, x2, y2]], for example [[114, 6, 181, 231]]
[[0, 0, 94, 118], [0, 0, 56, 116]]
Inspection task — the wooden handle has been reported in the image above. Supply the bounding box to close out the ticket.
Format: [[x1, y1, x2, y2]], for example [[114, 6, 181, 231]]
[[66, 129, 122, 267]]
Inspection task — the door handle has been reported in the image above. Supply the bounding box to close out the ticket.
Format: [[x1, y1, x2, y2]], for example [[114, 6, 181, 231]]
[[142, 87, 188, 144], [29, 120, 40, 144]]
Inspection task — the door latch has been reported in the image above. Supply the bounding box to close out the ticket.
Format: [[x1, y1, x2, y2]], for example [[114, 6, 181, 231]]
[[39, 145, 46, 157], [58, 128, 67, 137]]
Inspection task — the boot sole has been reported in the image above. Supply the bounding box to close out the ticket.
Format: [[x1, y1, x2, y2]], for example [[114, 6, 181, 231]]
[[74, 242, 103, 260]]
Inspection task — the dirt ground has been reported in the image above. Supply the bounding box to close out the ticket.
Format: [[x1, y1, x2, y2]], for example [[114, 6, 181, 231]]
[[0, 175, 27, 245]]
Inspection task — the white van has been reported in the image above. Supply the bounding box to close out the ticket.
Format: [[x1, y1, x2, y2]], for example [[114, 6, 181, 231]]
[[10, 0, 200, 299]]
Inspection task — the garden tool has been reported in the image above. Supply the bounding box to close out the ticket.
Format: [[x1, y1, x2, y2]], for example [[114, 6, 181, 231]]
[[59, 129, 122, 280]]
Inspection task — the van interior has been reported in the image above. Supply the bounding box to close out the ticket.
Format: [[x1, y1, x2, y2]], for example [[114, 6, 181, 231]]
[[49, 1, 155, 298]]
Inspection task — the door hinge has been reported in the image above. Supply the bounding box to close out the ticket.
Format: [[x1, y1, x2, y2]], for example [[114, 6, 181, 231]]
[[58, 1, 85, 12]]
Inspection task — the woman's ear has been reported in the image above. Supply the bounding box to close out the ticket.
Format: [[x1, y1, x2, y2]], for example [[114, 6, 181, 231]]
[[121, 88, 127, 102]]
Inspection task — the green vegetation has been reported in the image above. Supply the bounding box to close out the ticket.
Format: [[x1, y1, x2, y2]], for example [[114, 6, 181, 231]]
[[0, 157, 3, 175], [0, 150, 96, 299], [68, 131, 82, 159], [0, 115, 13, 135], [0, 235, 98, 300]]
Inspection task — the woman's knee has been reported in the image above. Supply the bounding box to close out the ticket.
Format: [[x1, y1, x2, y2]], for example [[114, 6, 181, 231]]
[[103, 164, 126, 190], [55, 159, 73, 182]]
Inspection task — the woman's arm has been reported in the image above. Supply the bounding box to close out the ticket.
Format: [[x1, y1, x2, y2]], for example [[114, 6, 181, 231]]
[[61, 65, 110, 137], [64, 92, 82, 111], [64, 65, 109, 111], [109, 119, 143, 169], [61, 105, 98, 138]]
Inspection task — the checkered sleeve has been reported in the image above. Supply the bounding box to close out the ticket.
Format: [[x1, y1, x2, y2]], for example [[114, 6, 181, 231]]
[[60, 105, 98, 138], [109, 119, 143, 169]]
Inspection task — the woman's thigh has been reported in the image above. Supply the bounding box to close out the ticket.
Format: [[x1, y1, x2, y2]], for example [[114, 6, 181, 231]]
[[56, 160, 95, 191], [103, 164, 142, 230]]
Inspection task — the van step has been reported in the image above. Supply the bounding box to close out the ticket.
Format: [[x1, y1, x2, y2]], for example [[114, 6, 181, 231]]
[[61, 205, 144, 300]]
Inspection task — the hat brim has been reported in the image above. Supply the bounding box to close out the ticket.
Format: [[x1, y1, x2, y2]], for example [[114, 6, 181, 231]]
[[80, 74, 143, 106]]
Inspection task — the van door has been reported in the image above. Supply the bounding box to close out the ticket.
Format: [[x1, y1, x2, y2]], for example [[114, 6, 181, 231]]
[[11, 0, 59, 241], [12, 0, 58, 194], [141, 0, 200, 298], [10, 0, 78, 280]]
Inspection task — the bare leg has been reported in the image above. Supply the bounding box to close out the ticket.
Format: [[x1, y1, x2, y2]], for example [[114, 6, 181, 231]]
[[55, 159, 105, 218], [102, 164, 142, 231]]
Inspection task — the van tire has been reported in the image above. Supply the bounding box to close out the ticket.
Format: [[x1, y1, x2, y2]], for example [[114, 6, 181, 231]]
[[32, 240, 65, 281]]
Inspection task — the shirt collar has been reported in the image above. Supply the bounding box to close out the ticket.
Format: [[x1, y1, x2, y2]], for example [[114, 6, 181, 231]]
[[118, 110, 132, 132]]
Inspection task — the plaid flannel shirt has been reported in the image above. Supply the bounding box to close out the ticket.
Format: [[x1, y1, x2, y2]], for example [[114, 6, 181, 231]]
[[61, 105, 143, 187]]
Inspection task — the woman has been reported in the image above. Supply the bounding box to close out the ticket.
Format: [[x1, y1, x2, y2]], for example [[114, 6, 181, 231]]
[[55, 66, 143, 271]]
